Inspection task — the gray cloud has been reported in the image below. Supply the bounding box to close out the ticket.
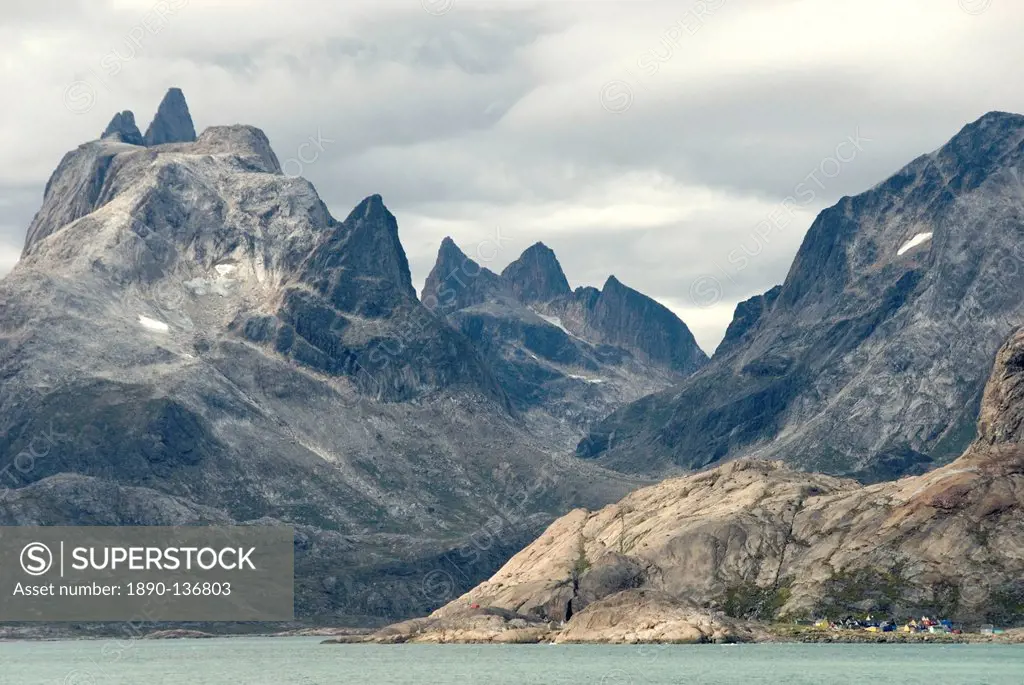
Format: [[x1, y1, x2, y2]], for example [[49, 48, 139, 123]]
[[2, 0, 1023, 353], [0, 184, 43, 260]]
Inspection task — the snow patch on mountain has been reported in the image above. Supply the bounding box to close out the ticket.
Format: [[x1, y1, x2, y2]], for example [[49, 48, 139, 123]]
[[568, 374, 605, 384], [138, 315, 169, 332], [537, 313, 570, 334], [897, 232, 933, 256]]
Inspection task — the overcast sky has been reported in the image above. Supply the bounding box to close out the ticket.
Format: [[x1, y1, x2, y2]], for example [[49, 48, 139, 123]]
[[2, 0, 1023, 352]]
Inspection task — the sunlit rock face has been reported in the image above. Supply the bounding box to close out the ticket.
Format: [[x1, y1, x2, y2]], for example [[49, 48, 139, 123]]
[[0, 89, 635, 621], [437, 326, 1024, 627]]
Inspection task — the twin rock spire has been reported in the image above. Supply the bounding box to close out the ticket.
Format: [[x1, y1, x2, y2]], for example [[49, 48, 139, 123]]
[[100, 87, 197, 147]]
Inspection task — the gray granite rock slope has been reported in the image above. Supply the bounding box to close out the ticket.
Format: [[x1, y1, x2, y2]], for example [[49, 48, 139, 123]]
[[578, 111, 1024, 482], [422, 238, 707, 448], [431, 325, 1024, 627], [0, 90, 636, 622]]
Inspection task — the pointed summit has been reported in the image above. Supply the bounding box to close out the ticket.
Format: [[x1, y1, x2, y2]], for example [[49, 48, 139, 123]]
[[100, 110, 144, 146], [340, 195, 415, 302], [603, 274, 623, 290], [144, 87, 197, 146], [422, 237, 503, 313], [935, 110, 1024, 191], [431, 236, 476, 276], [577, 110, 1024, 479], [344, 194, 390, 224], [586, 275, 707, 374], [300, 195, 415, 316], [438, 235, 464, 259], [952, 110, 1024, 142], [500, 242, 571, 303]]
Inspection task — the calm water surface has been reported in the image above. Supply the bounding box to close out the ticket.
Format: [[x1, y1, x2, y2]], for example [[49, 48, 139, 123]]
[[1, 637, 1022, 684]]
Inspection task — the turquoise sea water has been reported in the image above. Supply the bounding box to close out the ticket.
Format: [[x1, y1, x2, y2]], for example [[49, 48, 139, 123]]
[[1, 637, 1021, 684]]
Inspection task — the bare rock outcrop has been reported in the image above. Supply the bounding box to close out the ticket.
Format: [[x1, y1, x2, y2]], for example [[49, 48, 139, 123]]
[[143, 87, 197, 146], [499, 242, 571, 304], [417, 328, 1024, 631], [100, 110, 144, 146], [338, 590, 759, 644]]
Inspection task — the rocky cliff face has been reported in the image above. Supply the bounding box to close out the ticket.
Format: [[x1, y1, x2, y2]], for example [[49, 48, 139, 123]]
[[429, 326, 1024, 631], [579, 111, 1024, 481], [101, 111, 145, 146], [421, 238, 707, 444], [714, 285, 781, 357], [977, 327, 1024, 444], [561, 275, 708, 374], [143, 87, 197, 146], [421, 237, 508, 313], [499, 242, 571, 303], [0, 90, 636, 622]]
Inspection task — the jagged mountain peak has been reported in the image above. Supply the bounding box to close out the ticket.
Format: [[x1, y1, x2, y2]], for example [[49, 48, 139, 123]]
[[335, 195, 415, 296], [144, 87, 197, 146], [519, 241, 559, 262], [421, 236, 503, 314], [344, 193, 390, 223], [420, 233, 706, 438], [500, 241, 571, 303], [776, 110, 1024, 314], [936, 111, 1024, 164], [299, 195, 417, 314], [100, 110, 144, 146], [955, 110, 1024, 138], [977, 109, 1024, 121], [932, 109, 1024, 189], [578, 112, 1024, 479], [586, 274, 707, 374], [438, 235, 466, 258], [343, 195, 403, 251], [433, 235, 475, 273], [22, 95, 290, 259], [598, 274, 647, 302]]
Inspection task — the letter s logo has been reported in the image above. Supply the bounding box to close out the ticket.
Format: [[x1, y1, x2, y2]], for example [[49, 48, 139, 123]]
[[20, 542, 53, 576]]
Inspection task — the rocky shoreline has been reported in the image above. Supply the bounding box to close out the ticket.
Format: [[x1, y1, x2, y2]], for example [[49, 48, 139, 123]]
[[319, 603, 1024, 646], [322, 625, 1024, 646], [3, 619, 1020, 644]]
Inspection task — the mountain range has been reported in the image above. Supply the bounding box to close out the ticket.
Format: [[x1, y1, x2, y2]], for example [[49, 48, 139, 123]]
[[422, 237, 706, 446], [2, 88, 1023, 628], [0, 89, 695, 623], [578, 111, 1024, 483]]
